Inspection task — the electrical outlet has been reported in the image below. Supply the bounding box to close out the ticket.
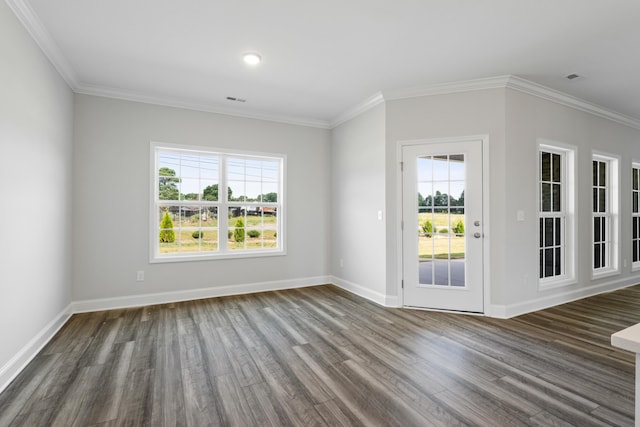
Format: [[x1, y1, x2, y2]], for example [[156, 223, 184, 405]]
[[136, 270, 145, 282]]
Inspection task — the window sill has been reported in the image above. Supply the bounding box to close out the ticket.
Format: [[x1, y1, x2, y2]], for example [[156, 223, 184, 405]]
[[538, 277, 576, 291], [150, 249, 286, 263], [591, 268, 620, 281]]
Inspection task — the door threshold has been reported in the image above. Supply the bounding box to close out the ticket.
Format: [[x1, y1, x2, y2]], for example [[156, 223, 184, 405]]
[[403, 305, 485, 316]]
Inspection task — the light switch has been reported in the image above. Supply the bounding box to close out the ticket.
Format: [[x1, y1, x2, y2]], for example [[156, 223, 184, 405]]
[[516, 210, 525, 222]]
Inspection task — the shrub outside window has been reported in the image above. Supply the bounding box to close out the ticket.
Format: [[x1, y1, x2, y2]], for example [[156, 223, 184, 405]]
[[150, 143, 284, 262]]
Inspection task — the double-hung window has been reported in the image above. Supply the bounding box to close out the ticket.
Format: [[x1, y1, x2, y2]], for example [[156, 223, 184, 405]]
[[633, 163, 640, 268], [538, 142, 575, 287], [151, 143, 284, 262], [592, 153, 618, 275]]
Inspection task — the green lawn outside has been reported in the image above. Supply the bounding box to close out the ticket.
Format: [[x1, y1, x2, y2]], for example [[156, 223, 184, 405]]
[[417, 212, 466, 259], [159, 212, 278, 254]]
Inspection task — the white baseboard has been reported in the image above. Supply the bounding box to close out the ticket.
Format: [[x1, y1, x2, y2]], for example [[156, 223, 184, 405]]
[[72, 276, 332, 313], [1, 276, 331, 393], [488, 276, 640, 319], [0, 304, 73, 394], [330, 276, 395, 307], [385, 295, 401, 307], [9, 273, 630, 396]]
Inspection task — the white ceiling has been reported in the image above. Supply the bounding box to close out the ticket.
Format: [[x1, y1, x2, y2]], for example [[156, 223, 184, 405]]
[[10, 0, 640, 128]]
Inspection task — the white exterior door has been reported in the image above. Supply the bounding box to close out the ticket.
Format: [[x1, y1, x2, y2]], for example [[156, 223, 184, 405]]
[[402, 139, 484, 313]]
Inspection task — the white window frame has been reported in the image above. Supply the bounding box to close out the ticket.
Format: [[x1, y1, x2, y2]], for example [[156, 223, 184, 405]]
[[592, 152, 619, 278], [149, 142, 286, 263], [633, 162, 640, 271], [538, 141, 576, 289]]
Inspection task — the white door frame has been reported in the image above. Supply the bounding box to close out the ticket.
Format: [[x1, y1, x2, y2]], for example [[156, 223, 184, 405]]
[[395, 135, 491, 313]]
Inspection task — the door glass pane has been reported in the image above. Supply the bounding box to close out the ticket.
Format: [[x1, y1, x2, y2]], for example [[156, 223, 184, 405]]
[[450, 182, 465, 207], [418, 154, 465, 287], [450, 155, 465, 180], [417, 157, 433, 181], [433, 155, 448, 181]]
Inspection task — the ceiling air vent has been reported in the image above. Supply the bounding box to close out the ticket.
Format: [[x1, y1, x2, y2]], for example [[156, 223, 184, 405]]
[[226, 96, 246, 103], [565, 73, 581, 80]]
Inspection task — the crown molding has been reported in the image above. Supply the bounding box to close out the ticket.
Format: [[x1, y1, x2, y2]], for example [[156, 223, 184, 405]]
[[7, 0, 640, 132], [330, 92, 385, 128], [7, 0, 330, 129], [5, 0, 78, 89], [381, 75, 512, 101], [75, 83, 332, 129], [335, 75, 640, 130], [505, 75, 640, 130]]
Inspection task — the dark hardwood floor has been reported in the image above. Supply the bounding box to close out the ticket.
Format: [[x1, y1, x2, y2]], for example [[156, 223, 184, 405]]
[[1, 284, 639, 426]]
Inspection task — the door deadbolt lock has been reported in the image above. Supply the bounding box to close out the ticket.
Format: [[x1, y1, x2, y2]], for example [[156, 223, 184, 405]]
[[474, 220, 480, 226], [473, 232, 482, 238]]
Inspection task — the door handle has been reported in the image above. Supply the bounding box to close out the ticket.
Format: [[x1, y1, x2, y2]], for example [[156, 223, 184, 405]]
[[473, 232, 482, 238]]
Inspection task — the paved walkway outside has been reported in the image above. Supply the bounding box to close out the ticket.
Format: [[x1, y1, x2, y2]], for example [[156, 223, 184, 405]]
[[419, 259, 465, 286]]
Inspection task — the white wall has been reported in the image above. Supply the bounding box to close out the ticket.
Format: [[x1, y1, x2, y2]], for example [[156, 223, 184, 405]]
[[383, 86, 640, 316], [331, 104, 387, 303], [501, 88, 640, 315], [0, 1, 73, 389], [72, 94, 331, 304], [385, 89, 507, 306]]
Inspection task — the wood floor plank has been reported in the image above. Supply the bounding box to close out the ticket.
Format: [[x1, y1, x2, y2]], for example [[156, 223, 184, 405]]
[[49, 365, 103, 427], [314, 398, 366, 427], [244, 381, 294, 427], [0, 353, 61, 426], [115, 368, 154, 427], [150, 307, 186, 427], [214, 374, 257, 427], [83, 340, 135, 424], [178, 333, 223, 426], [1, 283, 638, 426]]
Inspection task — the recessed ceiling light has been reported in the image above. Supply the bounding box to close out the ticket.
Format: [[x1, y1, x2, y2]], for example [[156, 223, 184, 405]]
[[243, 52, 262, 66]]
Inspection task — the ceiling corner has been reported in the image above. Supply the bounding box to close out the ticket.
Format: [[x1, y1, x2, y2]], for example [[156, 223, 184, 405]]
[[6, 0, 79, 89], [330, 92, 385, 129]]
